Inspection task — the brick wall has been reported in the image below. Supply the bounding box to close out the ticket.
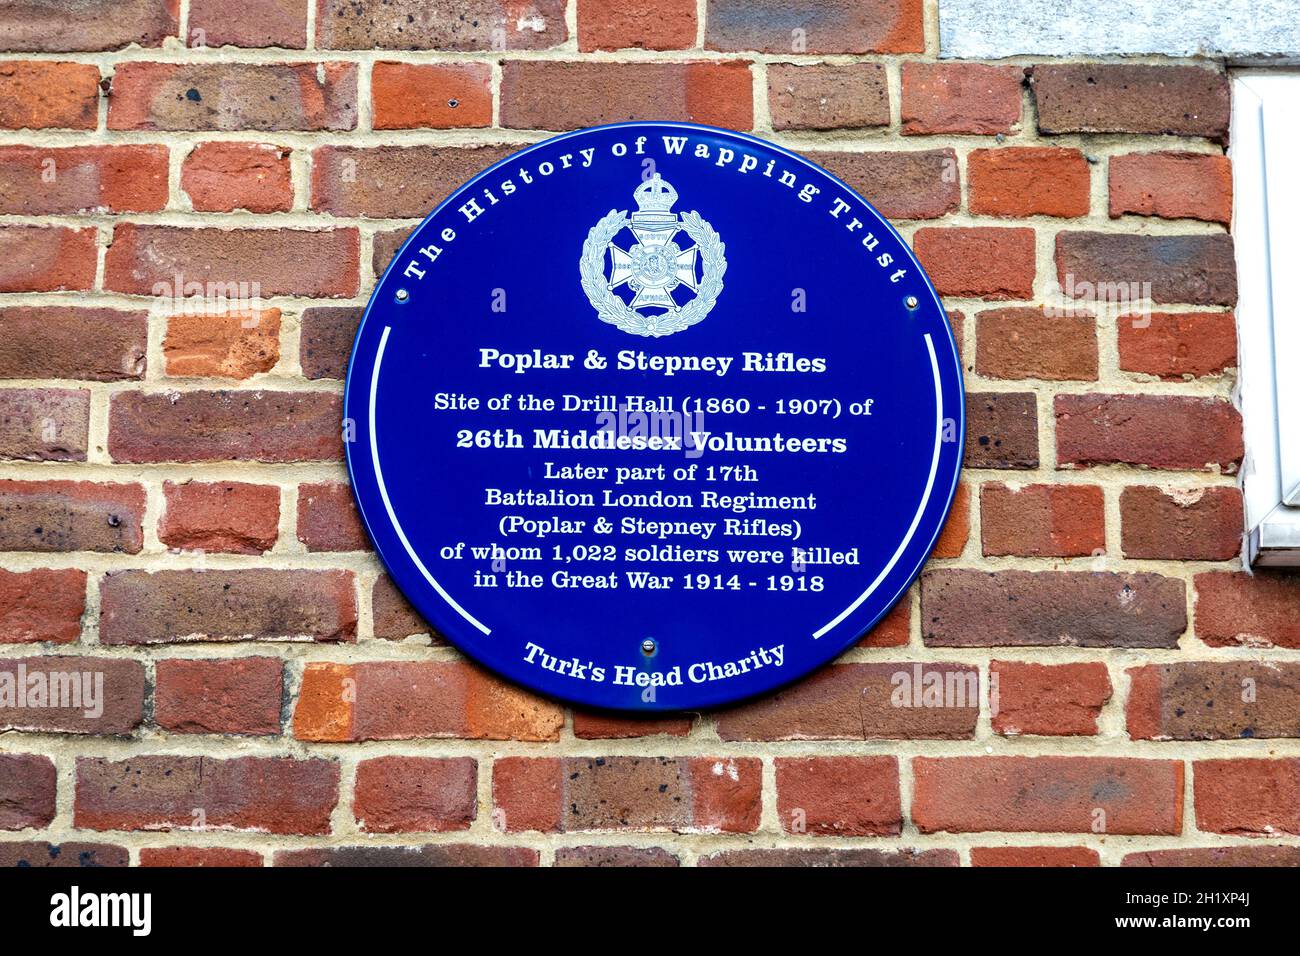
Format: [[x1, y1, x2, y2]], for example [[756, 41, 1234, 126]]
[[0, 0, 1295, 869]]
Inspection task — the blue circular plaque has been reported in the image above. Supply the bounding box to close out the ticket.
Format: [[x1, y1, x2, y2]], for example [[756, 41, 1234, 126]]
[[345, 123, 964, 711]]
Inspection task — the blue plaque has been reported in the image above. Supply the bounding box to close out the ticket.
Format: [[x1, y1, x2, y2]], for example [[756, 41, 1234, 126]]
[[345, 123, 964, 711]]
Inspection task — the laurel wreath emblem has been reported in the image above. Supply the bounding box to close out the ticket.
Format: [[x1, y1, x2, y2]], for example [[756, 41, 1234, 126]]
[[579, 209, 727, 338]]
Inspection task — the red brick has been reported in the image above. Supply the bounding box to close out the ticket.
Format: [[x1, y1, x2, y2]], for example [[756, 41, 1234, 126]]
[[808, 149, 959, 220], [990, 661, 1111, 736], [859, 591, 911, 647], [1128, 661, 1300, 741], [555, 846, 679, 867], [492, 756, 761, 833], [980, 482, 1105, 558], [140, 847, 263, 867], [371, 575, 443, 643], [700, 848, 957, 867], [108, 390, 343, 463], [0, 754, 56, 829], [0, 308, 146, 381], [108, 61, 357, 131], [99, 569, 356, 645], [353, 756, 477, 833], [768, 63, 889, 130], [1056, 232, 1237, 307], [0, 841, 128, 867], [0, 226, 96, 292], [975, 307, 1098, 381], [1032, 64, 1229, 142], [913, 227, 1035, 299], [579, 0, 696, 51], [971, 846, 1100, 867], [1124, 846, 1300, 867], [160, 480, 280, 554], [1121, 486, 1242, 561], [500, 61, 753, 131], [311, 144, 514, 219], [1110, 152, 1231, 223], [0, 657, 144, 734], [964, 392, 1039, 469], [1195, 571, 1300, 649], [164, 309, 281, 379], [922, 569, 1187, 648], [913, 756, 1183, 834], [775, 756, 901, 836], [0, 388, 89, 461], [0, 61, 100, 129], [1118, 311, 1236, 380], [931, 480, 970, 558], [1056, 394, 1243, 472], [275, 844, 537, 866], [75, 755, 339, 835], [182, 142, 293, 213], [1194, 759, 1300, 836], [297, 481, 368, 551], [716, 663, 979, 740], [572, 712, 693, 739], [0, 479, 144, 553], [299, 306, 361, 380], [901, 63, 1023, 135], [0, 0, 178, 52], [189, 0, 307, 48], [0, 569, 86, 644], [371, 62, 492, 129], [705, 0, 922, 53], [968, 147, 1090, 218], [0, 145, 166, 215], [154, 657, 283, 735], [105, 224, 359, 298], [293, 661, 563, 742], [316, 0, 568, 50], [372, 226, 413, 277]]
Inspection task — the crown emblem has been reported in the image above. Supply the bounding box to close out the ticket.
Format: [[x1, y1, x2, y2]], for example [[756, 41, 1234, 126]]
[[579, 175, 727, 338]]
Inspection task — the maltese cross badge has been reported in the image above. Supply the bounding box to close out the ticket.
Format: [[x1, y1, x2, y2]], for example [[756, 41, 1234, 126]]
[[579, 174, 727, 337]]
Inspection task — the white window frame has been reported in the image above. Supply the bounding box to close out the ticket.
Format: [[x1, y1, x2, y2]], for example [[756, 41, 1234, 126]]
[[1234, 73, 1300, 565]]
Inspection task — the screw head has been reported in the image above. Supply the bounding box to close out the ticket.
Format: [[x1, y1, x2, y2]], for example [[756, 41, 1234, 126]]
[[395, 288, 409, 303], [904, 295, 919, 310], [641, 638, 656, 656]]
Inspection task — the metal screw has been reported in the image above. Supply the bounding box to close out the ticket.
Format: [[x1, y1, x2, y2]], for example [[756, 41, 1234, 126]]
[[395, 288, 409, 303], [904, 295, 919, 309], [641, 638, 656, 656]]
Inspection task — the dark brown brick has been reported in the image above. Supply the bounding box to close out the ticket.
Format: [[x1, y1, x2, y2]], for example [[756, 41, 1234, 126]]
[[274, 845, 538, 866], [0, 480, 144, 553], [768, 63, 889, 130], [1055, 231, 1237, 307], [705, 0, 923, 53], [700, 848, 958, 867], [0, 308, 146, 381], [75, 755, 339, 835], [716, 662, 979, 740], [0, 0, 177, 52], [1128, 662, 1300, 741], [0, 657, 144, 735], [1120, 486, 1243, 560], [808, 149, 959, 220], [316, 0, 568, 50], [311, 144, 514, 218], [98, 569, 357, 645], [299, 306, 362, 380], [108, 390, 343, 463], [0, 753, 56, 829], [964, 392, 1038, 469], [0, 841, 128, 867], [1032, 64, 1230, 142], [554, 845, 680, 866], [922, 569, 1187, 648]]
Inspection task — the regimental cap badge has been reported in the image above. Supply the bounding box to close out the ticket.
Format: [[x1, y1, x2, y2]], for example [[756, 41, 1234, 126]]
[[580, 174, 727, 338]]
